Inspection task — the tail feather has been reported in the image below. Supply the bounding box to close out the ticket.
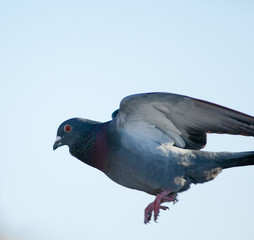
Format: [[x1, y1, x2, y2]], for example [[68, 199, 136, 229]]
[[187, 151, 254, 185], [217, 151, 254, 169]]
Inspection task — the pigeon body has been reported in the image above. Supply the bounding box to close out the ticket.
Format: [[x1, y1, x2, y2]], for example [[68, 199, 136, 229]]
[[53, 92, 254, 223]]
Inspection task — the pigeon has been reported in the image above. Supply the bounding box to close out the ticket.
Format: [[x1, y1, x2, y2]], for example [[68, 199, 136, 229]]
[[53, 92, 254, 223]]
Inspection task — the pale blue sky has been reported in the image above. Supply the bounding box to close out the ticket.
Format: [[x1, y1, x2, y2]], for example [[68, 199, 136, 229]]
[[1, 1, 254, 240]]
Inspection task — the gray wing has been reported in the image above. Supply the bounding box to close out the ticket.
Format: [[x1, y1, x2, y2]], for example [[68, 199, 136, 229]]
[[112, 92, 254, 150]]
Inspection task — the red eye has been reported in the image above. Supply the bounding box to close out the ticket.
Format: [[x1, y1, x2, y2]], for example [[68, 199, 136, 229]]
[[64, 125, 72, 132]]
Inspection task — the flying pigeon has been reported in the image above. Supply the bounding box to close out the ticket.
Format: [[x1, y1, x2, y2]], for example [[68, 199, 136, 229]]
[[53, 92, 254, 223]]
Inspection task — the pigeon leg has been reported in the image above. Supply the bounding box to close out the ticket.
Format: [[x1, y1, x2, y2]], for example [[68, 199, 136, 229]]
[[153, 190, 176, 222], [144, 190, 177, 224], [144, 202, 154, 224], [144, 202, 169, 224]]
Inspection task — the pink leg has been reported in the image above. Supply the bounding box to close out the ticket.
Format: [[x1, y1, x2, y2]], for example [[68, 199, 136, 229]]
[[144, 190, 177, 224], [144, 202, 154, 223]]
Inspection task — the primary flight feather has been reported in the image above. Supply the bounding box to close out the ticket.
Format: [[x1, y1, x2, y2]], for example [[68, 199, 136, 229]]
[[53, 92, 254, 223]]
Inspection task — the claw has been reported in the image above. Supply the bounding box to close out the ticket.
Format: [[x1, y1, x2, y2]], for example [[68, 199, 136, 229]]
[[160, 206, 169, 211], [173, 198, 179, 204]]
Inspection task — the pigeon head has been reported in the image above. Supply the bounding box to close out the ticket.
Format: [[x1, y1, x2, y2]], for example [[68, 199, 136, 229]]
[[53, 118, 99, 151]]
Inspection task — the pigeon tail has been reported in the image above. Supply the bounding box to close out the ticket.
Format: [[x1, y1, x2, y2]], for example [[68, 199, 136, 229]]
[[216, 151, 254, 170], [186, 151, 254, 185]]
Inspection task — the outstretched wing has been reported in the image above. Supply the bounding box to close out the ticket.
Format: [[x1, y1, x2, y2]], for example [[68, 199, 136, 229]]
[[112, 92, 254, 150]]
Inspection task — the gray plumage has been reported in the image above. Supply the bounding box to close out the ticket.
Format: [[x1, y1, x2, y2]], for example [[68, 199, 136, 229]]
[[53, 92, 254, 223]]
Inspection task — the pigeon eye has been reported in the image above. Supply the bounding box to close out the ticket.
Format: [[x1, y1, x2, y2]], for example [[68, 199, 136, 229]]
[[64, 125, 72, 133]]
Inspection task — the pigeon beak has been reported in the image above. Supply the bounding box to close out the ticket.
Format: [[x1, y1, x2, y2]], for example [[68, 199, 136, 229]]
[[53, 136, 62, 150]]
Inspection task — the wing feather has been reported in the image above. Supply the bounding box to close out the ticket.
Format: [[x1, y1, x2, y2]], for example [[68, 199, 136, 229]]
[[113, 92, 254, 150]]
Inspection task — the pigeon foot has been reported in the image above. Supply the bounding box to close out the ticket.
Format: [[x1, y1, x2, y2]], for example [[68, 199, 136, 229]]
[[144, 190, 177, 224]]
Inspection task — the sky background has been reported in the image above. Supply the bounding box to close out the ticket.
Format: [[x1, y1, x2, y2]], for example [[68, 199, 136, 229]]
[[1, 1, 254, 239]]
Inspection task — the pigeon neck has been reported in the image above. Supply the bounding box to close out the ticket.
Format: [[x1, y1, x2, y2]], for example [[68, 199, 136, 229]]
[[70, 123, 108, 171]]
